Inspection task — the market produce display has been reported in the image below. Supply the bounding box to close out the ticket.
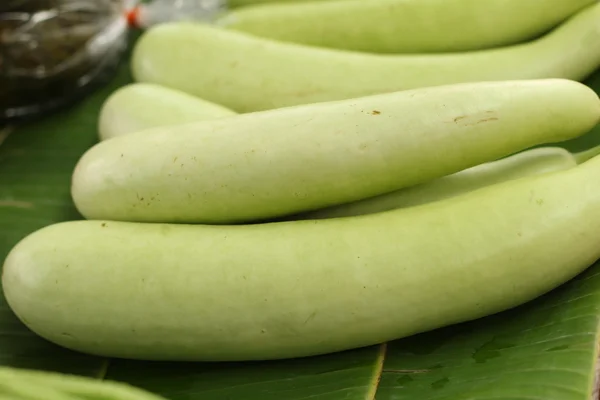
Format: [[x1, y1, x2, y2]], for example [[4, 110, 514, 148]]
[[2, 0, 600, 397], [5, 77, 600, 362]]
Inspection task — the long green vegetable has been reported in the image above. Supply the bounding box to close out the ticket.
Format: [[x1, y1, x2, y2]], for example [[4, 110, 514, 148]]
[[132, 3, 600, 112], [95, 85, 598, 221], [71, 79, 600, 224], [219, 0, 595, 54], [6, 153, 600, 361]]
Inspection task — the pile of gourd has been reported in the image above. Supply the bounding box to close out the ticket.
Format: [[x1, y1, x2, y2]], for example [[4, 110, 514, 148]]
[[3, 0, 600, 380]]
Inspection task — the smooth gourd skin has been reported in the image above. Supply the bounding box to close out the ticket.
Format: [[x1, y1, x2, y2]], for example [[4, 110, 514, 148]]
[[98, 83, 236, 141], [7, 154, 600, 361], [0, 367, 166, 400], [94, 86, 580, 220], [70, 79, 600, 224], [219, 0, 596, 54], [93, 85, 580, 219], [296, 147, 579, 220], [132, 3, 600, 112]]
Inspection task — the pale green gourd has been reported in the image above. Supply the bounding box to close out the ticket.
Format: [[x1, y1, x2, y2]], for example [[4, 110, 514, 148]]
[[218, 0, 596, 54], [132, 3, 600, 112], [6, 154, 600, 361], [94, 84, 596, 220], [70, 79, 600, 224], [94, 86, 594, 220]]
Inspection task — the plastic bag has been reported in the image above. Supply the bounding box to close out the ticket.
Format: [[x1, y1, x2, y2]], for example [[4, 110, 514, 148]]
[[0, 0, 128, 121], [0, 0, 226, 122], [127, 0, 226, 28]]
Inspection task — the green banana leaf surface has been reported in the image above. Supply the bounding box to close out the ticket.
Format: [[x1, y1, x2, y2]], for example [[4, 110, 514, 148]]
[[1, 33, 600, 400]]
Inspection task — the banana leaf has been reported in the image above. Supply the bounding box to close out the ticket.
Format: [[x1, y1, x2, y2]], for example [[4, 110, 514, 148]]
[[1, 33, 600, 399]]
